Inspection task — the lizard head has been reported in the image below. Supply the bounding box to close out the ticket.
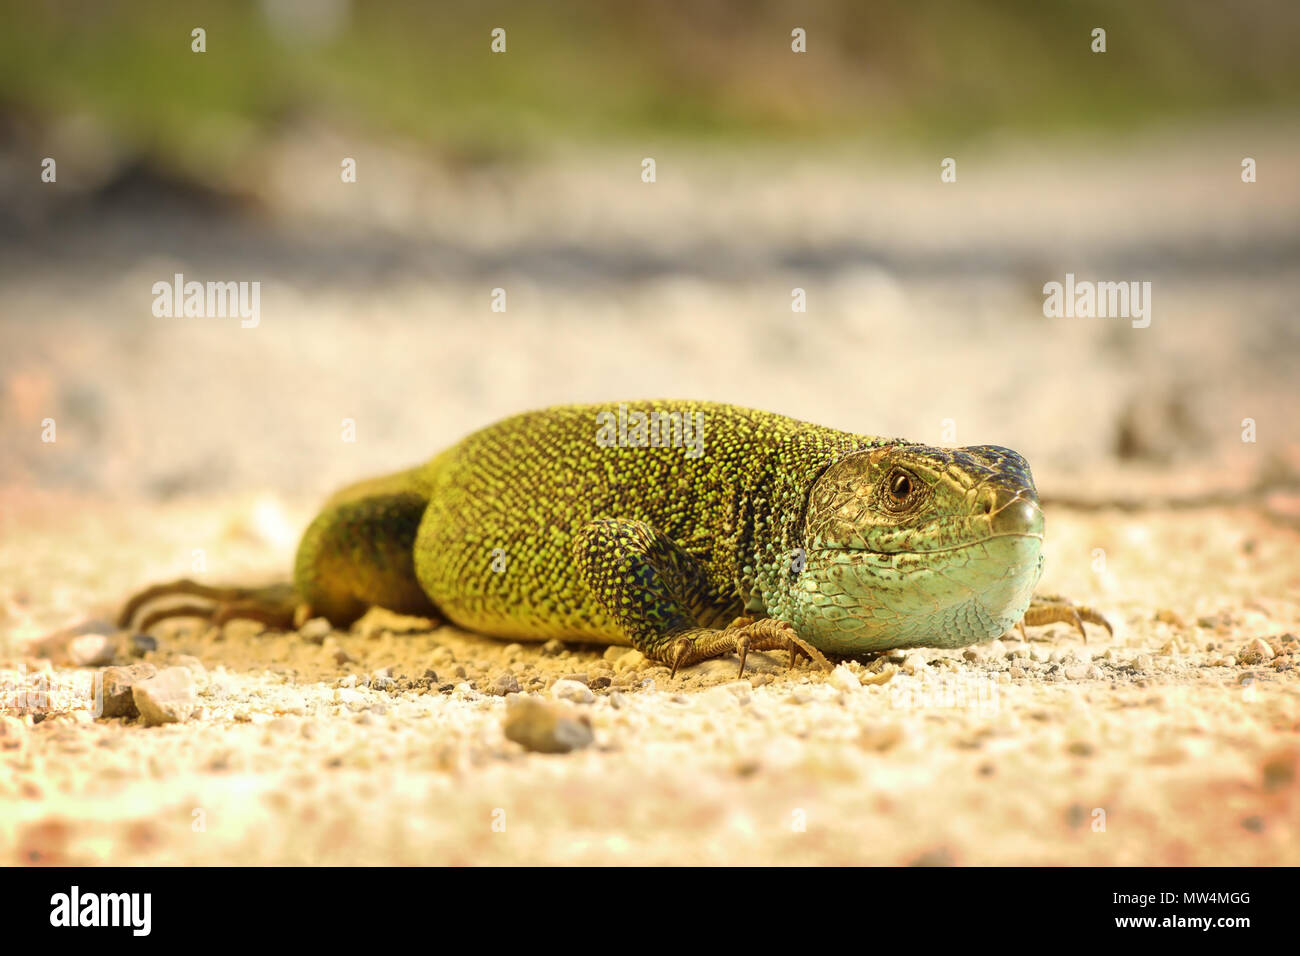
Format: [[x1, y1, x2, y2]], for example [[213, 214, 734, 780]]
[[789, 443, 1044, 653]]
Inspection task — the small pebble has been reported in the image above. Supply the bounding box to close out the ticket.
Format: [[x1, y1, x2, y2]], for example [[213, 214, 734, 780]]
[[335, 688, 367, 710], [491, 673, 522, 696], [858, 724, 904, 752], [69, 634, 116, 667], [174, 655, 207, 683], [827, 664, 861, 692], [551, 679, 595, 704], [1238, 638, 1274, 665], [700, 680, 752, 706], [861, 666, 896, 686], [299, 618, 331, 644], [614, 649, 645, 672], [1261, 748, 1298, 791], [132, 667, 198, 726], [503, 696, 594, 754], [100, 663, 158, 718]]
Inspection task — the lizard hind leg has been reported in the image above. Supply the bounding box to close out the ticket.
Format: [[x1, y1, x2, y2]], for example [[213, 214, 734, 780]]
[[121, 481, 440, 635], [119, 579, 301, 632], [571, 518, 830, 678]]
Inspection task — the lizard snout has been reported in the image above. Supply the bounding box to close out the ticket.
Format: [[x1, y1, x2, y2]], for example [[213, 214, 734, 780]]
[[986, 487, 1044, 537]]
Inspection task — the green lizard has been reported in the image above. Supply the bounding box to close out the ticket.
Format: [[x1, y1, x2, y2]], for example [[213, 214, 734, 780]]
[[119, 401, 1109, 675]]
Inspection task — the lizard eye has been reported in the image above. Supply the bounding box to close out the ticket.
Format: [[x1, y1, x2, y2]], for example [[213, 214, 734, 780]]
[[887, 470, 912, 501], [879, 468, 920, 512]]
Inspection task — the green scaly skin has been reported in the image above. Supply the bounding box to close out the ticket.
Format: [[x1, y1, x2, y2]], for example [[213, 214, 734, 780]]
[[121, 401, 1109, 673]]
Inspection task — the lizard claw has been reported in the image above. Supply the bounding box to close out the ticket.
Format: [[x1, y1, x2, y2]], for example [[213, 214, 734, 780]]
[[780, 627, 833, 672], [735, 634, 751, 678], [661, 619, 831, 678], [669, 637, 693, 679]]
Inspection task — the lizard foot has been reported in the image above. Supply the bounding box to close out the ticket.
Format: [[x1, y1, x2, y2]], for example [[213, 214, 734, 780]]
[[666, 618, 832, 678], [119, 578, 303, 632], [1017, 593, 1113, 642]]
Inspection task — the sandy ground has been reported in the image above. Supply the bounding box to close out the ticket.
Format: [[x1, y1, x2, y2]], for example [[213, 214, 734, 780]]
[[2, 491, 1299, 865], [1, 122, 1298, 865]]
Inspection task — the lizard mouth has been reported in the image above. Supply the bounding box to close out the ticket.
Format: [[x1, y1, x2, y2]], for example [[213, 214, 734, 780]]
[[810, 529, 1044, 557]]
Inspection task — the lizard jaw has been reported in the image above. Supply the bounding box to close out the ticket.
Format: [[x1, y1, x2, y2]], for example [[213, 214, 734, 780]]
[[790, 531, 1045, 654]]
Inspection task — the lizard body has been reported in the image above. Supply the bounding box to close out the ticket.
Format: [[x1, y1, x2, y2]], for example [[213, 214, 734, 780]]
[[122, 401, 1107, 672]]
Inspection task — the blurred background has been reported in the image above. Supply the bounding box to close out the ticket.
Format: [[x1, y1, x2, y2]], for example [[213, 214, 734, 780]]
[[0, 0, 1297, 579]]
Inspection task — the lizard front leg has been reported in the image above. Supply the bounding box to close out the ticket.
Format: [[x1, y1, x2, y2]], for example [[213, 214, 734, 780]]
[[1017, 593, 1113, 641], [571, 518, 829, 677]]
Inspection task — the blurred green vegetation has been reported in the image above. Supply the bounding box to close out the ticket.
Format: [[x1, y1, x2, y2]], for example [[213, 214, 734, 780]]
[[1, 0, 1297, 177]]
